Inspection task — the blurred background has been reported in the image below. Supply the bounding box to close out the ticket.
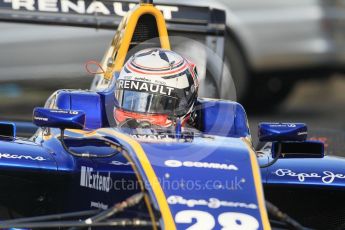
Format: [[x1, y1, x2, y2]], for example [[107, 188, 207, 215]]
[[0, 0, 344, 144]]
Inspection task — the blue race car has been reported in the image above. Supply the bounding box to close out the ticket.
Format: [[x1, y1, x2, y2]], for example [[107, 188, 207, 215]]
[[0, 1, 344, 230]]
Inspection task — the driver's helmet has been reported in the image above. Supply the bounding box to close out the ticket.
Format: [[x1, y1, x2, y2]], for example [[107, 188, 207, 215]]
[[114, 48, 199, 128]]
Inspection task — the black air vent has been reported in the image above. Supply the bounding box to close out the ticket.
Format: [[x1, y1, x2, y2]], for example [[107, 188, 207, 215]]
[[265, 186, 345, 230], [129, 14, 160, 51], [0, 123, 15, 138]]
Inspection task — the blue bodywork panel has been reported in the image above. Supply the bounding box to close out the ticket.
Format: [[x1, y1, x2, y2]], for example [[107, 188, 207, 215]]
[[199, 99, 250, 137], [260, 155, 345, 187], [33, 107, 86, 129], [0, 85, 344, 229], [55, 90, 103, 129], [139, 137, 264, 229], [258, 122, 307, 142]]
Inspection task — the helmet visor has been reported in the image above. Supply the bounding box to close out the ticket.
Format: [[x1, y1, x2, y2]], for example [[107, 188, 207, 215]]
[[115, 89, 179, 115]]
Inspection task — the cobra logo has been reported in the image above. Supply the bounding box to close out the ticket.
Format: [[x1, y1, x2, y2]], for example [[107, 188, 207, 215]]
[[164, 160, 238, 171]]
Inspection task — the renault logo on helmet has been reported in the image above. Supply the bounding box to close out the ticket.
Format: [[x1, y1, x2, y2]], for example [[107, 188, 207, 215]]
[[117, 80, 175, 96]]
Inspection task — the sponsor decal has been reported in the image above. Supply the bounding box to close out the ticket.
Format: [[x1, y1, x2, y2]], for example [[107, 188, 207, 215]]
[[90, 201, 108, 210], [167, 195, 258, 209], [131, 134, 173, 141], [33, 110, 78, 122], [154, 79, 167, 85], [133, 76, 152, 83], [273, 168, 345, 184], [297, 132, 308, 136], [117, 80, 175, 96], [164, 160, 238, 171], [33, 116, 48, 121], [175, 210, 260, 230], [49, 109, 79, 115], [0, 152, 46, 161], [130, 134, 193, 143], [110, 160, 132, 166], [80, 166, 112, 192], [50, 109, 79, 115], [268, 123, 296, 128], [2, 0, 179, 20]]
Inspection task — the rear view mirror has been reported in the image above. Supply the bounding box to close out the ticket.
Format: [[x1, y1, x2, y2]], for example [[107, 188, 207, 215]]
[[258, 122, 307, 142], [0, 122, 16, 138], [272, 141, 324, 158], [33, 108, 85, 130]]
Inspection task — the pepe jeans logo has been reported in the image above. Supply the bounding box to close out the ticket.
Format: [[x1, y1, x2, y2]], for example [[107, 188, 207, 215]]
[[273, 169, 345, 184], [167, 195, 257, 209], [164, 160, 238, 171], [0, 153, 46, 161], [117, 80, 175, 96], [80, 166, 112, 192]]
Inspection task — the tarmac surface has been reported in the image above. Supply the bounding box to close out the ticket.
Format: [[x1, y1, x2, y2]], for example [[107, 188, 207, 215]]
[[249, 76, 345, 132], [248, 76, 345, 150]]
